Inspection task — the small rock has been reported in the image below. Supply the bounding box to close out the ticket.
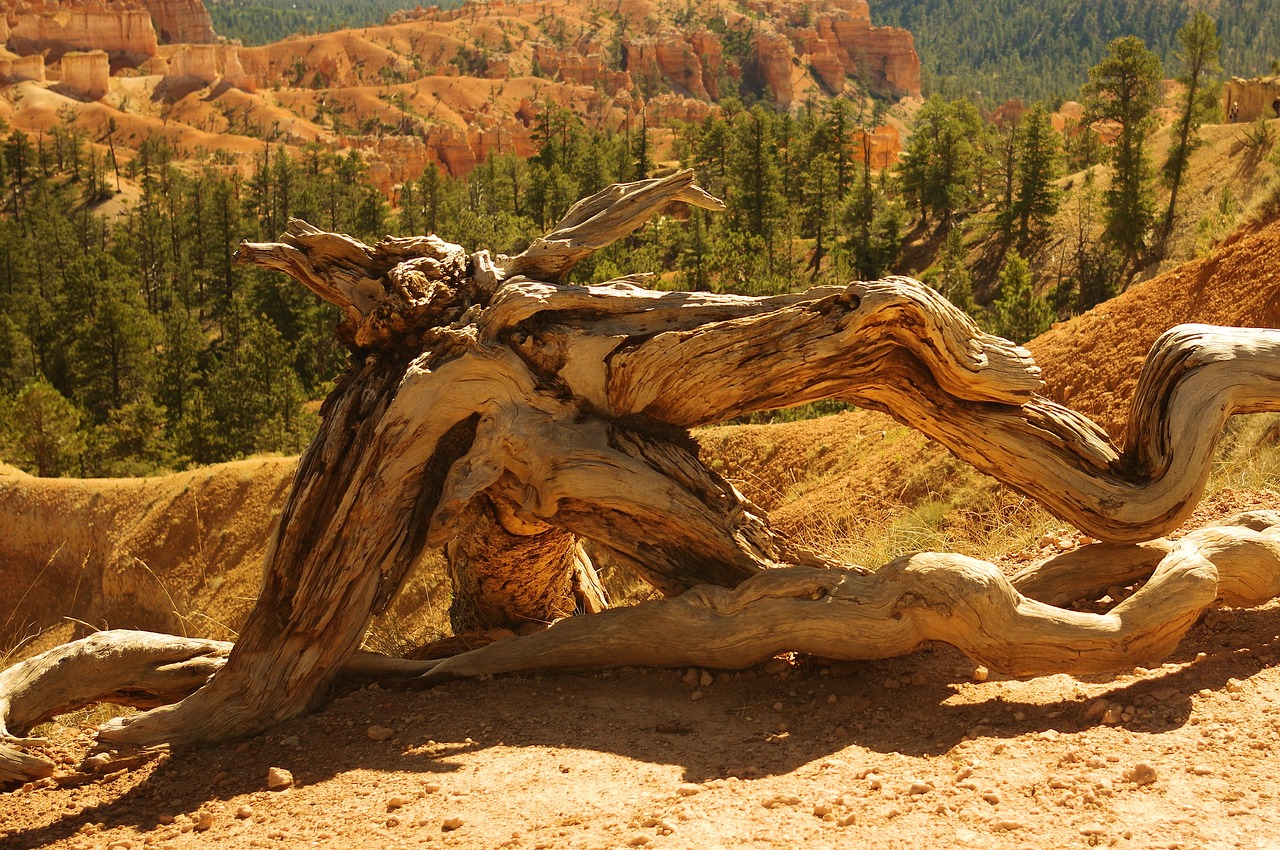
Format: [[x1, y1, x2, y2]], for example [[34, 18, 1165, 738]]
[[1083, 699, 1109, 721], [691, 691, 703, 702], [676, 783, 702, 797], [386, 796, 411, 810], [827, 693, 838, 704], [627, 835, 651, 846], [991, 818, 1023, 831], [441, 817, 464, 832], [235, 805, 254, 819], [1101, 708, 1122, 725], [279, 735, 300, 748], [981, 791, 1000, 805], [909, 781, 933, 795], [193, 811, 213, 832], [772, 702, 784, 712], [367, 725, 396, 742], [837, 812, 857, 827], [83, 752, 113, 771], [1079, 823, 1106, 836], [266, 767, 293, 790], [882, 677, 901, 689], [681, 669, 699, 687], [812, 802, 832, 817], [972, 666, 989, 683], [1191, 765, 1213, 776], [761, 793, 801, 809], [699, 671, 714, 688], [1124, 762, 1158, 786], [1225, 678, 1245, 693]]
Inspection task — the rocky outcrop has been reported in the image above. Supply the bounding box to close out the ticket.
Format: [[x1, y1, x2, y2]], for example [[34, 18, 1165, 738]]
[[708, 0, 918, 108], [1224, 77, 1280, 124], [163, 42, 218, 80], [60, 49, 110, 100], [140, 0, 215, 44], [1051, 100, 1085, 133], [0, 53, 45, 83], [8, 7, 159, 65]]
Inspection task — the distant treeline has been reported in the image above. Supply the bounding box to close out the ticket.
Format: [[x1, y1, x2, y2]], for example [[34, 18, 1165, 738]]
[[208, 0, 465, 45], [872, 0, 1277, 103]]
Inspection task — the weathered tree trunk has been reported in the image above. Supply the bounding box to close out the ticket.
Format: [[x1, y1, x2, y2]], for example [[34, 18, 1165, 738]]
[[5, 171, 1280, 769]]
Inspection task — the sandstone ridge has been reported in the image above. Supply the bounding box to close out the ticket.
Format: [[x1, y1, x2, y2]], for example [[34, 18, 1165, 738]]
[[0, 0, 916, 193]]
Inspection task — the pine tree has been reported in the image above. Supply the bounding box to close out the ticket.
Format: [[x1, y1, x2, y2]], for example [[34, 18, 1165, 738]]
[[991, 251, 1053, 343], [934, 226, 975, 314], [0, 380, 86, 476], [1160, 12, 1221, 247], [1083, 36, 1163, 271], [1010, 103, 1064, 242], [898, 97, 985, 228]]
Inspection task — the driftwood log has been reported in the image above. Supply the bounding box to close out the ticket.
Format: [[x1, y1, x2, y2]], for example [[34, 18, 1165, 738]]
[[4, 171, 1280, 782]]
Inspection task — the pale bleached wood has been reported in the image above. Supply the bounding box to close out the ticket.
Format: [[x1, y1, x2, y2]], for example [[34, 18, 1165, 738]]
[[418, 512, 1280, 683], [0, 631, 436, 784], [504, 170, 725, 283]]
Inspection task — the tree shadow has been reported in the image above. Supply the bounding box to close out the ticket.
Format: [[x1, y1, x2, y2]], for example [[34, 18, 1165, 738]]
[[5, 604, 1278, 848]]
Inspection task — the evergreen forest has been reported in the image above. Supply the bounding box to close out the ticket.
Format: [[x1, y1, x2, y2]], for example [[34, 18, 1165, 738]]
[[207, 0, 464, 45], [872, 0, 1279, 103], [0, 15, 1249, 477]]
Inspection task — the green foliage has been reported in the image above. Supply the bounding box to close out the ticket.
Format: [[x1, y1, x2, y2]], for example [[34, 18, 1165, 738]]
[[0, 380, 86, 477], [872, 0, 1268, 104], [898, 97, 989, 228], [990, 251, 1053, 343], [208, 0, 464, 46], [1083, 36, 1163, 268], [1161, 12, 1222, 244], [0, 126, 384, 476], [923, 227, 975, 314], [1010, 103, 1064, 241]]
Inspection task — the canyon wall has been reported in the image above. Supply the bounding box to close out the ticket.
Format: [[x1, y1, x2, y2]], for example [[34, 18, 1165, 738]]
[[0, 52, 44, 83], [141, 0, 215, 44], [1225, 77, 1280, 124], [8, 7, 159, 65]]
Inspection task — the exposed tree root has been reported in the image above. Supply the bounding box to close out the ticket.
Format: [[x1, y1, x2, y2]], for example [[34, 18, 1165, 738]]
[[418, 512, 1280, 682]]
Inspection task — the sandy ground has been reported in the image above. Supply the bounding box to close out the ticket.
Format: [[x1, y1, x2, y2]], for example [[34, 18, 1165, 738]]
[[3, 547, 1279, 849]]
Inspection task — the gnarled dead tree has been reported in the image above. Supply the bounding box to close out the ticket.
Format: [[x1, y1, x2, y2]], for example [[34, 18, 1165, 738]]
[[4, 172, 1280, 783]]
